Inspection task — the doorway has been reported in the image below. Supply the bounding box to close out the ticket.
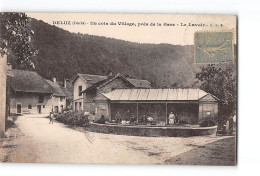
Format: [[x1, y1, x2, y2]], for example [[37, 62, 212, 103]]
[[37, 105, 41, 114], [17, 103, 22, 114], [54, 106, 59, 113]]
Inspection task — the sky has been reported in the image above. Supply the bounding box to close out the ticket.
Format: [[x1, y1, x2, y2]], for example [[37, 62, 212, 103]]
[[27, 13, 237, 45]]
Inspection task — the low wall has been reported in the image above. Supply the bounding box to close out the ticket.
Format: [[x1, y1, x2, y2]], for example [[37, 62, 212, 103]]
[[86, 123, 217, 137]]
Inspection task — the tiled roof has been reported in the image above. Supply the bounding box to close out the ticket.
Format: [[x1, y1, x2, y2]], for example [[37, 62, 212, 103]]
[[80, 73, 152, 93], [57, 80, 73, 100], [72, 73, 108, 84], [8, 69, 53, 94], [82, 73, 135, 92], [45, 80, 66, 97], [60, 87, 73, 100], [127, 78, 151, 88], [102, 88, 216, 101]]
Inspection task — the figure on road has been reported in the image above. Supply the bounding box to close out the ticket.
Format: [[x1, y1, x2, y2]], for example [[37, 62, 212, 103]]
[[49, 111, 54, 124]]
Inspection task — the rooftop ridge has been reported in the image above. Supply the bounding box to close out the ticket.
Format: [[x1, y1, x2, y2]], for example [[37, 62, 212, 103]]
[[78, 73, 108, 77]]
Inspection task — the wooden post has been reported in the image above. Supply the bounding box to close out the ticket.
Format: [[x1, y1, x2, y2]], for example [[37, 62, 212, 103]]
[[165, 103, 168, 125], [136, 102, 139, 123]]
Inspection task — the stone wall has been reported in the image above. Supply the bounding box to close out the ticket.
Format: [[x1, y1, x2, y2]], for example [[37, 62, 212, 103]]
[[87, 123, 218, 137], [9, 92, 65, 114]]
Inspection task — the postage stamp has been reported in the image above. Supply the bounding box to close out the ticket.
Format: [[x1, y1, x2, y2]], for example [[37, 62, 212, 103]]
[[194, 31, 234, 64]]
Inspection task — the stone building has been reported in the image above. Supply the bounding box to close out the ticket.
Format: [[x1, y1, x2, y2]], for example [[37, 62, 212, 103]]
[[7, 68, 68, 115], [72, 73, 151, 113]]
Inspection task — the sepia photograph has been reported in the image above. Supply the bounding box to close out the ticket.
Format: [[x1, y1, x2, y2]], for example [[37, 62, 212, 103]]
[[0, 13, 237, 166]]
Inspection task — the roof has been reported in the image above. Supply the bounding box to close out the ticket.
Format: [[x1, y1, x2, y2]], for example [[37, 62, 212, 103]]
[[8, 69, 53, 94], [82, 73, 137, 93], [72, 73, 107, 84], [45, 80, 66, 97], [127, 78, 151, 88], [80, 73, 152, 93], [101, 88, 218, 101], [60, 87, 73, 100], [60, 81, 73, 100]]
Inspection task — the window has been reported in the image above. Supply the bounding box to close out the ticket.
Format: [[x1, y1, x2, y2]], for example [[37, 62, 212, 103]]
[[75, 102, 78, 110], [39, 95, 44, 103], [54, 106, 59, 113], [78, 86, 82, 96], [43, 105, 45, 108], [28, 104, 32, 109]]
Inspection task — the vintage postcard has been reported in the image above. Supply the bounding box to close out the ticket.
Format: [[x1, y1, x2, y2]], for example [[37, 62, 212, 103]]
[[0, 13, 237, 165]]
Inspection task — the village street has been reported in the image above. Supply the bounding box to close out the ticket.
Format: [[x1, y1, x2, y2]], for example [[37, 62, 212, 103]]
[[0, 114, 236, 165]]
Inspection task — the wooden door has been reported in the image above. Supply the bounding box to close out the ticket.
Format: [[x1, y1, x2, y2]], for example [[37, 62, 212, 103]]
[[17, 104, 21, 114]]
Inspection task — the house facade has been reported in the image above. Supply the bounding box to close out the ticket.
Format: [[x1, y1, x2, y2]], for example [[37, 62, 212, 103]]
[[72, 74, 108, 111], [72, 73, 151, 113], [8, 69, 68, 115], [45, 79, 67, 113]]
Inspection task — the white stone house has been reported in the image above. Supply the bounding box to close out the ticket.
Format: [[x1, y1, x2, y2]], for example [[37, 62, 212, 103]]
[[7, 68, 67, 115]]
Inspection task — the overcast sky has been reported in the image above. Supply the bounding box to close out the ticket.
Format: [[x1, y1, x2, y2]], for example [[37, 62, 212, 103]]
[[27, 13, 236, 45]]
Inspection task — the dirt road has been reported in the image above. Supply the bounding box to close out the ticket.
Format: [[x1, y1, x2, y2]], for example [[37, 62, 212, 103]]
[[0, 114, 236, 165]]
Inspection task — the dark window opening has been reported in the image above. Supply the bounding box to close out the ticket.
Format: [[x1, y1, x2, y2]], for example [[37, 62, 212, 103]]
[[43, 105, 45, 108], [54, 106, 59, 113], [39, 95, 44, 103], [79, 102, 82, 110], [78, 86, 82, 96], [28, 104, 32, 109]]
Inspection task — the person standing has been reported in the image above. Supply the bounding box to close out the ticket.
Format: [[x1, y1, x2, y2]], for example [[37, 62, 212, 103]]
[[49, 111, 54, 124], [169, 112, 175, 125], [115, 111, 121, 123]]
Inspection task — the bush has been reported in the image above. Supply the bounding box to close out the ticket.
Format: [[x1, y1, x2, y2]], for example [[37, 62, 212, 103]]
[[95, 115, 106, 124], [55, 111, 89, 127]]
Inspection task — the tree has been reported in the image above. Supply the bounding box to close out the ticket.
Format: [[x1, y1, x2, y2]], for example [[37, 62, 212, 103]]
[[196, 64, 237, 125], [0, 12, 37, 70], [0, 13, 37, 135]]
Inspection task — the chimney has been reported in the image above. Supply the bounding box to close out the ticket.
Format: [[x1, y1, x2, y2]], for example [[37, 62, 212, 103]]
[[64, 79, 67, 88], [52, 77, 56, 83], [7, 63, 12, 71]]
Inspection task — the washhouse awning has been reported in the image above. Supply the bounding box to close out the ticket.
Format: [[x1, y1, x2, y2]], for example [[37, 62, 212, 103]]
[[101, 88, 218, 102]]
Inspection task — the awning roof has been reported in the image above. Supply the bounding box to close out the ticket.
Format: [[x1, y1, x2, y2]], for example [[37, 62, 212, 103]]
[[102, 88, 214, 101]]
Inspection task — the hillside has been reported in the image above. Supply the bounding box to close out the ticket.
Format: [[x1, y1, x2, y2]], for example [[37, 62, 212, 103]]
[[24, 18, 203, 87]]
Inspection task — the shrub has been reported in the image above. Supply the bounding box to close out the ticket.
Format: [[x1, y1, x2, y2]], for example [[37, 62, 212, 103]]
[[96, 115, 106, 124], [55, 111, 89, 127]]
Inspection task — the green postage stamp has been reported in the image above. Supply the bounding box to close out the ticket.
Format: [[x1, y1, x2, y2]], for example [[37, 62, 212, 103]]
[[194, 31, 234, 64]]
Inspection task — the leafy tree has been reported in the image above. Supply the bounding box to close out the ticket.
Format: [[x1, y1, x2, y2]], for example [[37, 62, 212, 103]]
[[196, 64, 237, 125], [0, 12, 37, 70]]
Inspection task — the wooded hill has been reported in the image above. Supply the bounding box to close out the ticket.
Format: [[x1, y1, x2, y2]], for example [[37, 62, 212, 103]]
[[20, 18, 234, 87]]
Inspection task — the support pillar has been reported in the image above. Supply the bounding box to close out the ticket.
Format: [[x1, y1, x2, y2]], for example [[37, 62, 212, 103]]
[[136, 102, 139, 123], [0, 54, 7, 137], [165, 103, 168, 125]]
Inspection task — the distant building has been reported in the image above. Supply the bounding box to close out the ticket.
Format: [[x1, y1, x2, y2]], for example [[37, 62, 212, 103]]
[[45, 79, 66, 113], [59, 79, 73, 110], [72, 73, 151, 113], [7, 68, 70, 114]]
